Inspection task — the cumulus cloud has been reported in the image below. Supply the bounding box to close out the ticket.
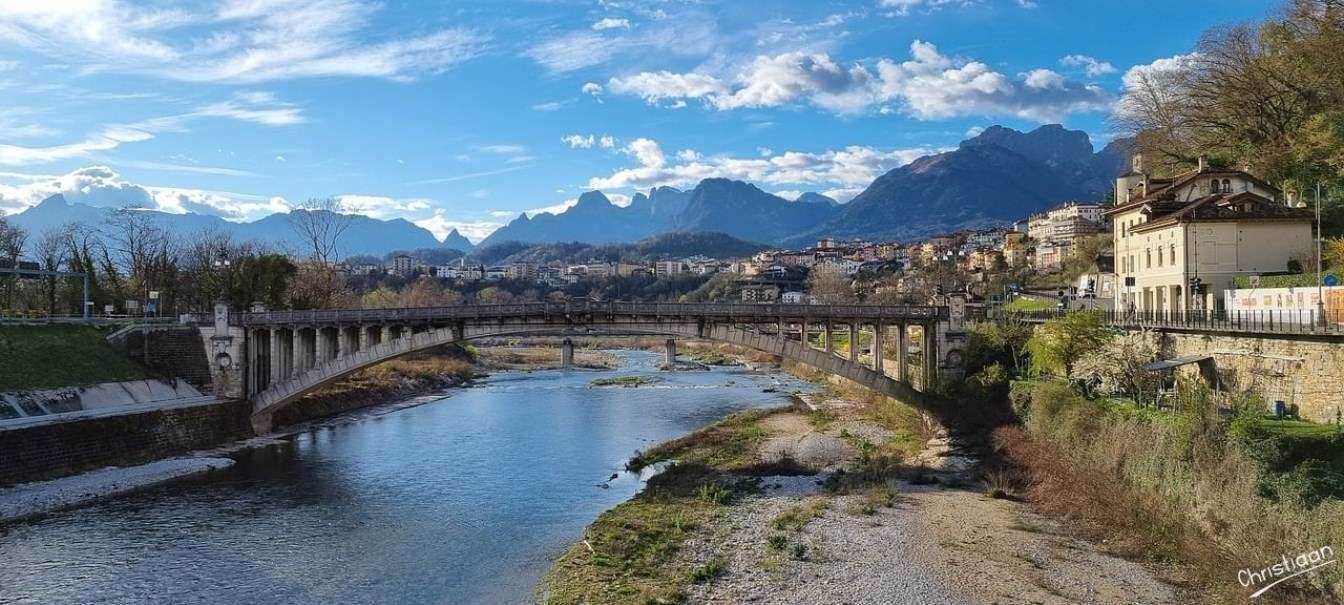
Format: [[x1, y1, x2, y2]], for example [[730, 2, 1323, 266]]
[[591, 17, 630, 31], [414, 209, 500, 243], [586, 138, 937, 193], [562, 134, 618, 149], [333, 194, 431, 219], [604, 41, 1112, 121], [582, 82, 604, 96], [0, 0, 485, 83], [0, 165, 289, 219], [1061, 54, 1116, 77]]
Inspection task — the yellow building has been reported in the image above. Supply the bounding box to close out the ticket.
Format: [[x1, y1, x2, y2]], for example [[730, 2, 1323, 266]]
[[1107, 155, 1314, 312]]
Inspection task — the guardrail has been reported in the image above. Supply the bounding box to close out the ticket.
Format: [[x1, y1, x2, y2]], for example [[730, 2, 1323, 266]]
[[1003, 308, 1344, 336], [0, 315, 181, 327], [239, 300, 949, 326]]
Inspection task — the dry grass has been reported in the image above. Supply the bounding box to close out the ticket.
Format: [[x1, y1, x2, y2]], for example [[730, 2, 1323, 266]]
[[996, 382, 1344, 604]]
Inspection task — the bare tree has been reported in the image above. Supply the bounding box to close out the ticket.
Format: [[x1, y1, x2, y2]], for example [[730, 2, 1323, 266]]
[[289, 198, 353, 264], [34, 227, 67, 315]]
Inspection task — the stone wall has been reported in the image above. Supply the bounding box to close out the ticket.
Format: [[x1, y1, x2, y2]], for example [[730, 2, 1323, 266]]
[[1142, 330, 1344, 423], [0, 400, 252, 486], [115, 326, 214, 391]]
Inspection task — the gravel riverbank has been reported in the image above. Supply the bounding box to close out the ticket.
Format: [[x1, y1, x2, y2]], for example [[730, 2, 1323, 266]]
[[0, 456, 234, 522]]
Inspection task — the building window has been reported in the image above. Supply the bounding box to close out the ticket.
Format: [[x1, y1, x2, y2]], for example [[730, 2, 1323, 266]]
[[1169, 244, 1176, 265], [1157, 247, 1163, 267], [1146, 248, 1152, 268], [1222, 179, 1231, 193]]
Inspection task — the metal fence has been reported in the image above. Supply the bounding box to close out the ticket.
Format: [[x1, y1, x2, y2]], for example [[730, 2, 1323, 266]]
[[239, 300, 949, 326], [1003, 308, 1344, 336]]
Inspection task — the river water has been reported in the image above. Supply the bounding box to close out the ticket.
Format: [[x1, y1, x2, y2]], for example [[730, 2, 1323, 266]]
[[0, 350, 813, 605]]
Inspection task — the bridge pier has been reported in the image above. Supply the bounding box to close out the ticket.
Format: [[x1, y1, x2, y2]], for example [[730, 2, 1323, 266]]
[[823, 321, 833, 353], [872, 323, 884, 374], [895, 324, 907, 383], [665, 339, 676, 366], [848, 323, 858, 363], [922, 324, 937, 389], [561, 338, 574, 368]]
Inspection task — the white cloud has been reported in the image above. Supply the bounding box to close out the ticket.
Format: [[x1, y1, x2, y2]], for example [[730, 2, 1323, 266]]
[[526, 199, 578, 217], [586, 137, 938, 193], [599, 135, 617, 148], [0, 92, 303, 165], [334, 194, 430, 220], [591, 18, 630, 31], [414, 210, 500, 243], [878, 0, 966, 16], [475, 144, 527, 154], [582, 82, 604, 96], [1060, 54, 1116, 77], [604, 42, 1112, 121], [607, 71, 729, 106], [0, 165, 289, 219], [0, 0, 485, 83], [561, 134, 596, 148], [526, 15, 718, 74]]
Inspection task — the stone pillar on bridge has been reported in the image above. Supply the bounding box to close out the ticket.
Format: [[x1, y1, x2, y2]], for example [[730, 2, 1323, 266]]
[[665, 338, 676, 366], [894, 324, 907, 383], [247, 329, 259, 395], [872, 323, 884, 374], [291, 329, 303, 378], [268, 328, 281, 389], [315, 327, 328, 365], [357, 326, 368, 351], [922, 324, 937, 390], [823, 322, 832, 354], [848, 323, 859, 363], [382, 325, 393, 344], [561, 338, 574, 368]]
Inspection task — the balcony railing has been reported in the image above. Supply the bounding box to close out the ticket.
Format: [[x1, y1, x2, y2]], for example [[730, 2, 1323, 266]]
[[1002, 308, 1344, 336]]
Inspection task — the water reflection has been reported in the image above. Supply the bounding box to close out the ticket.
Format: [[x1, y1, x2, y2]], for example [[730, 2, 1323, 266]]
[[0, 350, 813, 605]]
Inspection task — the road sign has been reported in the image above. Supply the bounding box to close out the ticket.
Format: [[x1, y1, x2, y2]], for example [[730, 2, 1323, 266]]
[[1326, 275, 1339, 287], [1249, 275, 1261, 287]]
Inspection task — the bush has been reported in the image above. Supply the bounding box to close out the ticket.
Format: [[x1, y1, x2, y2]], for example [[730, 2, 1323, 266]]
[[696, 481, 734, 505], [688, 557, 725, 584]]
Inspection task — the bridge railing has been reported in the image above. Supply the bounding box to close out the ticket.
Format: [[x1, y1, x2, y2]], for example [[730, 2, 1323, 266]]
[[1004, 308, 1344, 335], [238, 301, 948, 326]]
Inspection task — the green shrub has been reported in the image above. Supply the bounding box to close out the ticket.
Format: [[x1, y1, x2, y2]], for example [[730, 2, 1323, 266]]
[[696, 481, 734, 505], [766, 534, 789, 551], [688, 557, 724, 584]]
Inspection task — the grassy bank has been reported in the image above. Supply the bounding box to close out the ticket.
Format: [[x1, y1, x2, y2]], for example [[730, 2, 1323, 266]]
[[997, 380, 1344, 603], [0, 325, 156, 391]]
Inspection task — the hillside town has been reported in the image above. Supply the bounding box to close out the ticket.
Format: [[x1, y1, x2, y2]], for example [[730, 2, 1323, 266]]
[[328, 153, 1330, 323]]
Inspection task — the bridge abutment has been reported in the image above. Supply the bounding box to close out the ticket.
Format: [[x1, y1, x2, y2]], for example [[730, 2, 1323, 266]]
[[665, 339, 676, 366], [561, 338, 574, 368]]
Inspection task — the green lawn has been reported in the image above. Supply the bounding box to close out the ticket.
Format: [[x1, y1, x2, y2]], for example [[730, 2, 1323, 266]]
[[0, 325, 157, 391], [1005, 296, 1056, 312]]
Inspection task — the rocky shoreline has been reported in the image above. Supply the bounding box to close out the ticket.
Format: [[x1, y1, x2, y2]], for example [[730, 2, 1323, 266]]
[[540, 363, 1183, 605]]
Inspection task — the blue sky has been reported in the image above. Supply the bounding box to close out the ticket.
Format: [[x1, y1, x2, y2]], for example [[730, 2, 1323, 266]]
[[0, 0, 1276, 242]]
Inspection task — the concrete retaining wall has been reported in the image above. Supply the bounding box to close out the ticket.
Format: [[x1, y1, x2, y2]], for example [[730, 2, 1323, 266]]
[[113, 326, 213, 391], [0, 399, 252, 486], [1143, 331, 1344, 423]]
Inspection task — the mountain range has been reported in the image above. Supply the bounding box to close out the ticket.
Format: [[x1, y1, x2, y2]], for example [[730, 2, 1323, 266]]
[[482, 124, 1130, 248], [4, 124, 1129, 257], [6, 194, 470, 257]]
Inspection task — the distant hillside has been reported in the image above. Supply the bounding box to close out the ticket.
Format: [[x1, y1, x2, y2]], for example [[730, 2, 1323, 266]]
[[9, 194, 444, 258], [465, 232, 766, 266]]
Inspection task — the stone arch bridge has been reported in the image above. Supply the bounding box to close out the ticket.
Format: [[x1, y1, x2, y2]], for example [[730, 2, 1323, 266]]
[[200, 301, 956, 433]]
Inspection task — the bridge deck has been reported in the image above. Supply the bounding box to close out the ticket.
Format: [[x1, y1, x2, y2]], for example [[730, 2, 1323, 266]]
[[239, 301, 948, 326]]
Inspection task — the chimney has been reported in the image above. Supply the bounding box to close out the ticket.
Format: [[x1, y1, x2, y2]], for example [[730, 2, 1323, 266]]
[[1131, 153, 1144, 174], [1197, 155, 1208, 172]]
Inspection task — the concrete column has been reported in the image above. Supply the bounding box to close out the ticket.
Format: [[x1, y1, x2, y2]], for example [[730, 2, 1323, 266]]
[[923, 324, 937, 391], [872, 322, 884, 374], [848, 323, 858, 362], [291, 328, 302, 378], [561, 338, 574, 368], [665, 338, 676, 366], [248, 329, 259, 395], [895, 324, 907, 383], [336, 326, 348, 358], [357, 326, 367, 351], [268, 328, 281, 389], [316, 327, 329, 363], [382, 325, 392, 344], [824, 322, 833, 354]]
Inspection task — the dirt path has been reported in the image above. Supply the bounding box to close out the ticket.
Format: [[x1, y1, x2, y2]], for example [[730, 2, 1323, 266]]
[[679, 407, 1181, 605]]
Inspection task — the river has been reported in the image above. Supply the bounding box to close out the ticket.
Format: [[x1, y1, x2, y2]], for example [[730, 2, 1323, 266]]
[[0, 350, 814, 605]]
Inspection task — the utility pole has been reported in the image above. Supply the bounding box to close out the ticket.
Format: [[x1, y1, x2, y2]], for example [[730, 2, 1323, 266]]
[[1317, 182, 1325, 327]]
